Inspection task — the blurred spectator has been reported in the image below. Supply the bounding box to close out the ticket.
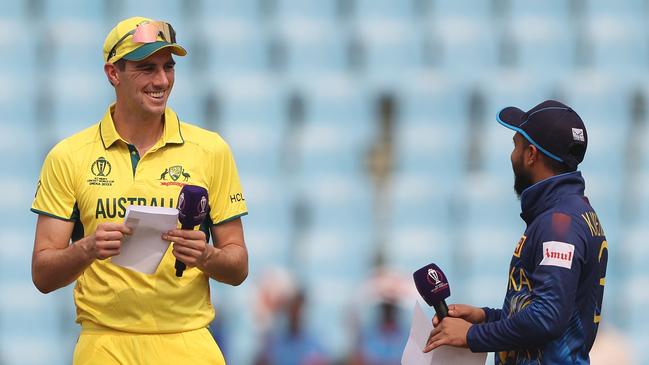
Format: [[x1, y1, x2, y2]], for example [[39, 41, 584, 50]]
[[348, 268, 417, 365], [255, 289, 328, 365], [590, 326, 637, 365], [255, 268, 300, 334], [351, 300, 408, 365]]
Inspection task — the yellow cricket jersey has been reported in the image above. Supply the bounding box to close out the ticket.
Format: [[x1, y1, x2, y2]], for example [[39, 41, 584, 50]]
[[31, 105, 247, 333]]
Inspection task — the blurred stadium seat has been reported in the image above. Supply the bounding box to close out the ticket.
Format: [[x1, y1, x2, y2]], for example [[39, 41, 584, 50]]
[[279, 23, 349, 81], [42, 0, 104, 20], [583, 14, 648, 79], [203, 21, 271, 79], [508, 16, 576, 76], [274, 0, 339, 21]]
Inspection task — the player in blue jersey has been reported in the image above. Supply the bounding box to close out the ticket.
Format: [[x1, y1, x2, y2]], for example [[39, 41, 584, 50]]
[[424, 100, 608, 364]]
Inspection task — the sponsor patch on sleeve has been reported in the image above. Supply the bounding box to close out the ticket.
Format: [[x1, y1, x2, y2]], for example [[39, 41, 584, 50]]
[[540, 241, 575, 269]]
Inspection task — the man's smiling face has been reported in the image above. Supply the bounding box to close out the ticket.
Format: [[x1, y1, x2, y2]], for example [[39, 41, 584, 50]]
[[115, 48, 176, 118]]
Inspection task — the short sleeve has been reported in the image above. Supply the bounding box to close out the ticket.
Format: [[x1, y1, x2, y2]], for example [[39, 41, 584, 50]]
[[31, 141, 78, 221], [208, 140, 247, 225]]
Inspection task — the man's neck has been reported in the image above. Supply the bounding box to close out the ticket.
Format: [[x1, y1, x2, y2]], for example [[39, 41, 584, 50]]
[[530, 166, 557, 186], [112, 102, 165, 156]]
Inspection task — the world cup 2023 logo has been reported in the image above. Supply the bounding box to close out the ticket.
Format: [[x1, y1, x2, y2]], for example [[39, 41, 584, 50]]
[[427, 268, 442, 285], [178, 192, 185, 211], [425, 267, 450, 295], [178, 192, 208, 221], [91, 157, 112, 177], [200, 196, 207, 214]]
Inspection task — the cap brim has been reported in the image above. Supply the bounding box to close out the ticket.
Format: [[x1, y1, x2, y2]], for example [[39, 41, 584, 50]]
[[496, 106, 566, 163], [496, 106, 526, 130], [122, 41, 187, 61]]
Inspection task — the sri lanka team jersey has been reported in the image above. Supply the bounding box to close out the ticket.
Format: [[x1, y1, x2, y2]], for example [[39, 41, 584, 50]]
[[31, 105, 247, 333], [467, 172, 608, 365]]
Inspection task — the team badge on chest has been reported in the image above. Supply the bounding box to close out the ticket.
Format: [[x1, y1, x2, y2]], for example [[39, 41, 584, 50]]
[[160, 165, 191, 186]]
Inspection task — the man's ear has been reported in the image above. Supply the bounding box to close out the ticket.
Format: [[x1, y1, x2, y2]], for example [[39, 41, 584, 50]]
[[104, 63, 119, 86], [525, 144, 539, 166]]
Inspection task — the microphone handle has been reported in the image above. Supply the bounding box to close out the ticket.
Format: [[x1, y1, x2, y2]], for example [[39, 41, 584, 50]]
[[434, 300, 449, 320], [175, 222, 195, 277]]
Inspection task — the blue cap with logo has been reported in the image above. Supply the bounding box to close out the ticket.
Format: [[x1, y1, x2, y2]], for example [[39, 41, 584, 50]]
[[497, 100, 588, 169]]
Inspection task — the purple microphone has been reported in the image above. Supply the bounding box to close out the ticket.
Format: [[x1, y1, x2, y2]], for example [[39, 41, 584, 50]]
[[413, 263, 451, 320], [175, 185, 209, 277]]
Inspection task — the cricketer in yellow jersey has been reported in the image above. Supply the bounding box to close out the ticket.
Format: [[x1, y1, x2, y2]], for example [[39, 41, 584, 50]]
[[31, 16, 248, 365]]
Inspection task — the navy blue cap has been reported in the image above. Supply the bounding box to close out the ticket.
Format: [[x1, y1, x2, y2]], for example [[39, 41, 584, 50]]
[[497, 100, 588, 169]]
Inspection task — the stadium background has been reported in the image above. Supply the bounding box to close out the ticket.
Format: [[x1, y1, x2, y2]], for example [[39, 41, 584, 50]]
[[0, 0, 647, 364]]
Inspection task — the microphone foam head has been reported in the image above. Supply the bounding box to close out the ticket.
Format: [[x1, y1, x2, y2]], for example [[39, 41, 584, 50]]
[[413, 263, 451, 306], [177, 185, 209, 227]]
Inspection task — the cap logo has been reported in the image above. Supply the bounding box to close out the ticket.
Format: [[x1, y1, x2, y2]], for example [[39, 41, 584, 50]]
[[572, 128, 585, 142]]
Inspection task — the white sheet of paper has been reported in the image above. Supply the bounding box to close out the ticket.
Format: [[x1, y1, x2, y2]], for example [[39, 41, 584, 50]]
[[401, 301, 487, 365], [111, 205, 179, 274]]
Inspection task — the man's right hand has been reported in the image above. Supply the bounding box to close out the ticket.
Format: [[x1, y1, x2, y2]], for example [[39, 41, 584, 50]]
[[432, 304, 485, 327], [81, 223, 132, 260]]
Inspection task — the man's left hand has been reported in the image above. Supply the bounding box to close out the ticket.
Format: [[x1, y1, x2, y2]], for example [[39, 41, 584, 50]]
[[423, 317, 472, 353], [163, 229, 213, 269]]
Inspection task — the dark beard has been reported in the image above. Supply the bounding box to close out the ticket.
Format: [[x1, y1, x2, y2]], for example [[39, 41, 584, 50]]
[[514, 166, 534, 199]]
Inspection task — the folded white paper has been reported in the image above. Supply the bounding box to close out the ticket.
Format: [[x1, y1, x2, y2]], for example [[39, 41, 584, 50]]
[[401, 301, 487, 365], [111, 205, 179, 274]]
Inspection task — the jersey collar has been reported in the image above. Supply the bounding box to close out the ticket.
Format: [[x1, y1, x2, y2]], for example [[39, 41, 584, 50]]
[[519, 171, 585, 224], [99, 104, 185, 149]]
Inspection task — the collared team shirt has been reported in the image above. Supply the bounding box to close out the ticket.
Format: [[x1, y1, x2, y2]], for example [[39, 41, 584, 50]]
[[31, 105, 248, 333]]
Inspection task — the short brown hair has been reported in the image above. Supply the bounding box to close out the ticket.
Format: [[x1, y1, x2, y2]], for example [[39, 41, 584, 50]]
[[114, 59, 127, 71]]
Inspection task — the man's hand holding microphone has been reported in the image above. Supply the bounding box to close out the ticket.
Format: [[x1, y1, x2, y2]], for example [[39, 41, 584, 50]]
[[425, 304, 485, 352], [163, 228, 211, 272], [413, 263, 486, 352]]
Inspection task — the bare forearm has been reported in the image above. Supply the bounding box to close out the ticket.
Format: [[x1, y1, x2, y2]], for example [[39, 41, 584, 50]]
[[199, 244, 248, 285], [32, 239, 93, 293]]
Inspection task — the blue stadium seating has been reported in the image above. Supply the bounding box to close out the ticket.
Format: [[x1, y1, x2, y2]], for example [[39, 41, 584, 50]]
[[239, 175, 294, 270], [217, 78, 287, 176], [201, 0, 261, 21], [0, 20, 37, 77], [394, 74, 467, 178], [508, 17, 576, 76], [587, 0, 648, 18], [203, 21, 271, 79], [356, 19, 425, 88], [281, 25, 349, 81], [431, 17, 500, 83], [42, 0, 104, 20], [296, 78, 374, 177], [583, 15, 648, 79], [509, 0, 570, 20], [274, 0, 339, 21], [0, 1, 25, 19], [120, 0, 187, 25], [432, 0, 493, 20], [46, 19, 103, 73]]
